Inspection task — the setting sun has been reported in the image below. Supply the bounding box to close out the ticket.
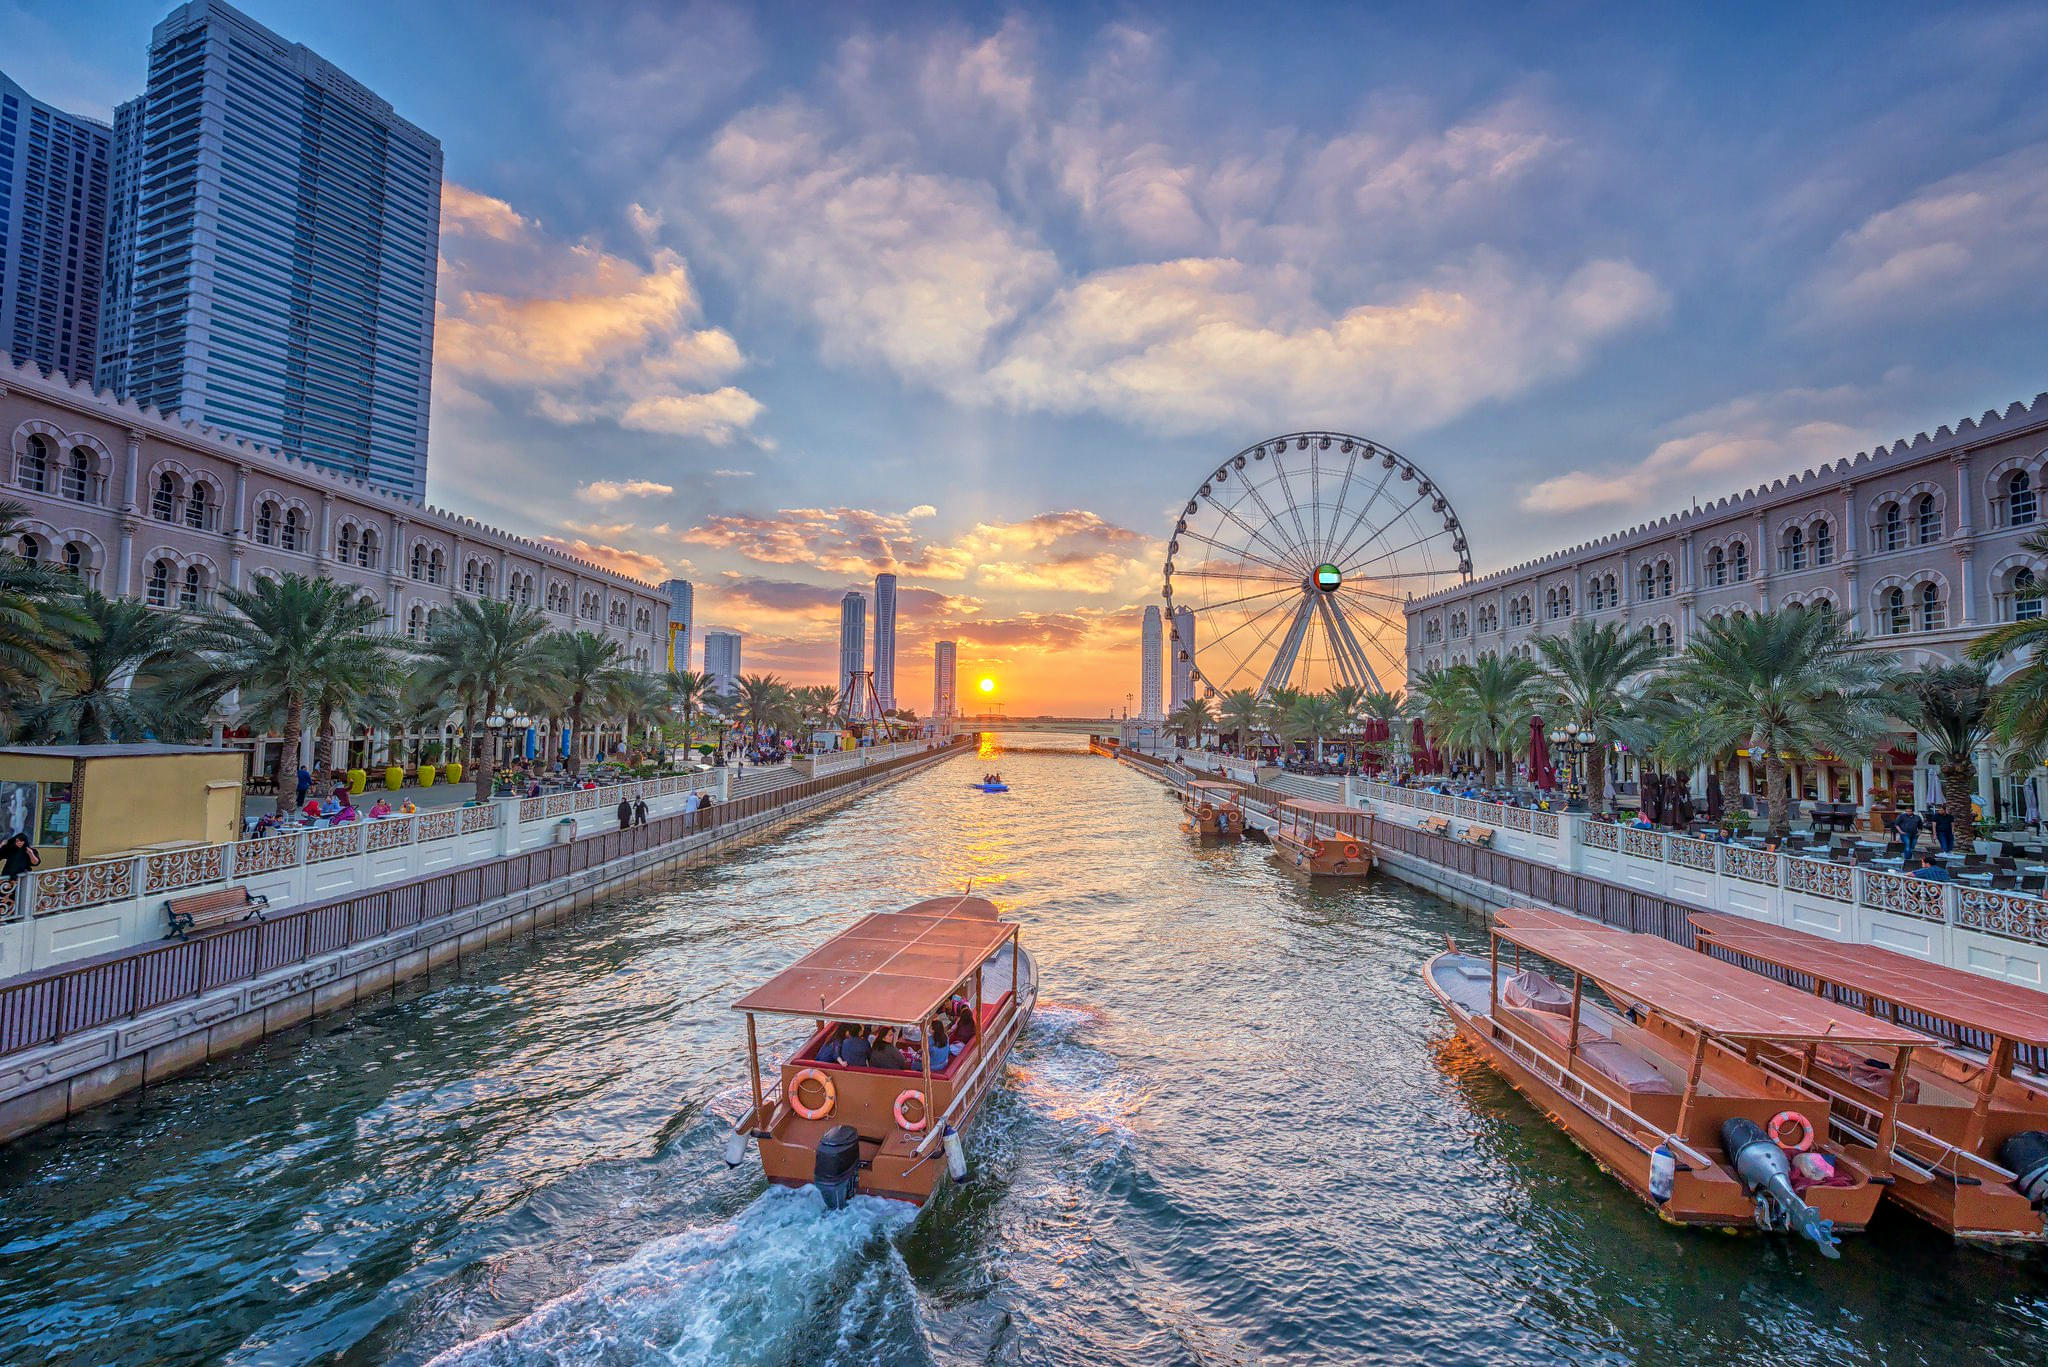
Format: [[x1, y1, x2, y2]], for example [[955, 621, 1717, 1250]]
[[978, 677, 996, 693]]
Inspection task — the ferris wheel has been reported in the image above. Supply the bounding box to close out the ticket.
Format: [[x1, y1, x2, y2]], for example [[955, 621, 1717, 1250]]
[[1162, 431, 1471, 698]]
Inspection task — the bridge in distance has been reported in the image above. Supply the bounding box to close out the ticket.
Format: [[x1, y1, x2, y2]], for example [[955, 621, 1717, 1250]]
[[954, 715, 1125, 735]]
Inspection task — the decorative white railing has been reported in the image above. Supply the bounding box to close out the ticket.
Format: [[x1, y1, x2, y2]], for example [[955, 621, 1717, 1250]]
[[1358, 780, 1560, 840]]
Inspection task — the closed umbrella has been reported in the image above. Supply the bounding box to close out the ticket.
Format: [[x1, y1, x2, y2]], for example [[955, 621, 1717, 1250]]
[[2027, 775, 2040, 827], [1705, 768, 1724, 821], [1645, 771, 1666, 826], [1528, 717, 1557, 791], [1410, 719, 1428, 774], [1925, 767, 1945, 810]]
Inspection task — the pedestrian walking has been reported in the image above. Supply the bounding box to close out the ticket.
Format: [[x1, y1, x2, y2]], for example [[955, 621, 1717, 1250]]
[[296, 765, 312, 806], [616, 799, 632, 831], [633, 798, 648, 827], [1932, 808, 1955, 854], [1894, 807, 1923, 854]]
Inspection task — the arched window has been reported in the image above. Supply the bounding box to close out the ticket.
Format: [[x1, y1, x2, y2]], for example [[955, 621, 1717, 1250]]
[[338, 524, 357, 563], [411, 543, 427, 579], [1708, 547, 1726, 588], [2017, 569, 2042, 622], [1916, 494, 1941, 544], [463, 559, 477, 594], [256, 502, 277, 546], [1637, 564, 1654, 600], [281, 507, 303, 552], [1730, 541, 1748, 583], [2011, 472, 2038, 528], [426, 607, 443, 635], [187, 482, 211, 530], [180, 564, 203, 610], [1881, 501, 1904, 551], [429, 549, 446, 585], [1884, 587, 1908, 635], [152, 472, 178, 522], [1813, 521, 1833, 566], [1813, 597, 1834, 621], [61, 541, 85, 577], [1657, 559, 1672, 596], [1781, 525, 1805, 572], [147, 558, 172, 607], [407, 604, 424, 640], [478, 563, 493, 597], [1920, 582, 1944, 631], [16, 435, 49, 492], [1657, 622, 1674, 656], [61, 449, 92, 502], [358, 528, 378, 568], [1558, 587, 1572, 617], [17, 534, 41, 563]]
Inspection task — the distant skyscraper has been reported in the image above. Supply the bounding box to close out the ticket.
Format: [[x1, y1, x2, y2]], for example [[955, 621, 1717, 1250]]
[[102, 1, 444, 498], [704, 630, 742, 697], [662, 578, 693, 673], [0, 73, 112, 385], [933, 640, 957, 719], [1170, 606, 1196, 710], [872, 572, 898, 713], [1140, 605, 1163, 720], [94, 98, 140, 391], [839, 591, 867, 717]]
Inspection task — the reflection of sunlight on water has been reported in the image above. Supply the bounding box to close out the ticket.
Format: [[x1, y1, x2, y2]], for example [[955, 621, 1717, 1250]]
[[978, 735, 1000, 760]]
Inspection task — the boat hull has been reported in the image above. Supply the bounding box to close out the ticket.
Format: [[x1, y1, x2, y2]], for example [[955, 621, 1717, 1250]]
[[1273, 830, 1373, 877], [1426, 952, 1884, 1234]]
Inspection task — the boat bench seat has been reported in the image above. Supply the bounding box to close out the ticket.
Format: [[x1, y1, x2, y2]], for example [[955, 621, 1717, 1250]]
[[1507, 1002, 1678, 1095], [1419, 816, 1452, 836], [1461, 825, 1496, 848]]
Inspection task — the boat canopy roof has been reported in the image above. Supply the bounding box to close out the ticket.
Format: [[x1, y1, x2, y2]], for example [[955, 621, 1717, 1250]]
[[1690, 912, 2048, 1049], [1280, 799, 1359, 815], [1187, 778, 1244, 792], [1494, 907, 1615, 934], [1495, 925, 1935, 1047], [731, 895, 1015, 1028]]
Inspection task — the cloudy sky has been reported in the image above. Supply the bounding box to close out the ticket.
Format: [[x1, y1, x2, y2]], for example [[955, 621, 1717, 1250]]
[[14, 1, 2048, 711]]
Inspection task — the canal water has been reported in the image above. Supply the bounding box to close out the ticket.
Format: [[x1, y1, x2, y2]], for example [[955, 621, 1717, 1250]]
[[2, 735, 2045, 1365]]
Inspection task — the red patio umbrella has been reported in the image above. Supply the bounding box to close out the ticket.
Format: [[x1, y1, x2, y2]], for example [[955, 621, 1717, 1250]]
[[1528, 716, 1557, 791], [1410, 718, 1429, 773]]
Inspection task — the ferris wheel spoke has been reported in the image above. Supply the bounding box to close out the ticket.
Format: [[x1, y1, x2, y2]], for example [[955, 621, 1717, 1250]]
[[1308, 444, 1323, 557], [1320, 592, 1384, 693], [1184, 580, 1307, 616], [1202, 499, 1313, 577], [1171, 566, 1300, 585], [1199, 593, 1303, 694], [1331, 586, 1417, 654], [1326, 464, 1399, 564], [1262, 596, 1317, 694], [1338, 507, 1436, 577], [1173, 527, 1301, 580], [1319, 443, 1365, 561], [1227, 473, 1314, 571], [1263, 453, 1320, 568]]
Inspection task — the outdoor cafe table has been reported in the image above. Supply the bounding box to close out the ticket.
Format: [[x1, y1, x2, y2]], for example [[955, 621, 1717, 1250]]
[[1957, 872, 1996, 885]]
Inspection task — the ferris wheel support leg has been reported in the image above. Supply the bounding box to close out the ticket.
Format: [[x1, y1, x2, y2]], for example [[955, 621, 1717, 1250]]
[[1321, 593, 1385, 693], [1261, 596, 1315, 695]]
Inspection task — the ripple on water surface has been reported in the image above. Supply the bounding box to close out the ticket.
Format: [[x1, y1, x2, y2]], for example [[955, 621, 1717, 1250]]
[[0, 738, 2045, 1366]]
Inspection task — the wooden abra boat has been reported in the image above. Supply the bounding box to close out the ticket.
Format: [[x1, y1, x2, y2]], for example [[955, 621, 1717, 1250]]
[[1426, 910, 1932, 1256], [1272, 799, 1374, 876], [1691, 912, 2048, 1242], [1180, 779, 1246, 841], [728, 895, 1038, 1208]]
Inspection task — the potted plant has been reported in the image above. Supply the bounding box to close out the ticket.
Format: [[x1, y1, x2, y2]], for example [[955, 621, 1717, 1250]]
[[419, 764, 437, 787], [347, 767, 367, 795], [445, 760, 463, 785], [384, 759, 404, 791]]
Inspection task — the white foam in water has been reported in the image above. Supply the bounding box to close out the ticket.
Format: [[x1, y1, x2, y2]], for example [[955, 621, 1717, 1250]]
[[425, 1185, 916, 1366]]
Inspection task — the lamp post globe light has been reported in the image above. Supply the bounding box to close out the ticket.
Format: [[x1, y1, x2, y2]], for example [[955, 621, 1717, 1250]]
[[1546, 720, 1597, 811]]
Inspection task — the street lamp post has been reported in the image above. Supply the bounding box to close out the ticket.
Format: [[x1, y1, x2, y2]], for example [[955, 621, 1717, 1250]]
[[1548, 720, 1597, 811]]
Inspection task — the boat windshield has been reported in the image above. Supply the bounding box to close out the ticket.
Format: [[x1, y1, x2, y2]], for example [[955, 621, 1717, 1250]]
[[1494, 925, 1934, 1048]]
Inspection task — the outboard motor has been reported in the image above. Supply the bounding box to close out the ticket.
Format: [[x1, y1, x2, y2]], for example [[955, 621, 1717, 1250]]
[[1999, 1130, 2048, 1207], [1720, 1117, 1840, 1258], [813, 1124, 861, 1211]]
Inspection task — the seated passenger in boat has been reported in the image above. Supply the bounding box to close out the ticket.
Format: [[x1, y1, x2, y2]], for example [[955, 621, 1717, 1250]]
[[923, 1017, 954, 1070], [949, 998, 978, 1051], [871, 1030, 909, 1071], [815, 1024, 849, 1065], [838, 1026, 871, 1068]]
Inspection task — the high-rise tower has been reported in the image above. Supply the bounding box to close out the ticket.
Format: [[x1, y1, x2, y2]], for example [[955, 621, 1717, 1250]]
[[1170, 606, 1196, 710], [1140, 605, 1163, 721], [703, 630, 742, 697], [662, 578, 693, 673], [102, 1, 443, 498], [0, 73, 112, 385], [933, 640, 957, 719], [872, 572, 898, 713], [839, 591, 867, 718]]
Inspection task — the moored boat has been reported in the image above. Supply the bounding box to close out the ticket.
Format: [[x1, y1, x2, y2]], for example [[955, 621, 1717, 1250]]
[[1180, 779, 1246, 841], [1426, 914, 1933, 1256], [1272, 799, 1374, 876], [728, 895, 1038, 1208], [1691, 912, 2048, 1242]]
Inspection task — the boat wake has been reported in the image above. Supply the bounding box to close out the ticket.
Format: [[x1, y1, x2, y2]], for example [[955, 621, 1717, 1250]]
[[422, 1185, 921, 1366]]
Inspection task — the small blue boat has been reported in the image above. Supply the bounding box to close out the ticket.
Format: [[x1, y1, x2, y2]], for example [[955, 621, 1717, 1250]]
[[972, 782, 1010, 793]]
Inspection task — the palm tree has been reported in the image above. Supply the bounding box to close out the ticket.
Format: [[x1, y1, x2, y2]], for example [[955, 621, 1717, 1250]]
[[666, 669, 713, 757], [736, 673, 790, 746], [1357, 688, 1404, 774], [0, 498, 85, 735], [1288, 692, 1347, 761], [1895, 662, 1994, 847], [1528, 621, 1664, 814], [548, 631, 632, 776], [1166, 697, 1213, 747], [1406, 667, 1465, 773], [413, 598, 556, 803], [188, 574, 387, 814], [1441, 655, 1538, 786], [19, 590, 199, 744], [1664, 609, 1898, 838], [1217, 688, 1262, 756]]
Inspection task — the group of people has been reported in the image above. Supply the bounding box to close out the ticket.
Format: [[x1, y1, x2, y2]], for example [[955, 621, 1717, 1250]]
[[981, 772, 1005, 785], [254, 782, 416, 837], [814, 997, 979, 1074]]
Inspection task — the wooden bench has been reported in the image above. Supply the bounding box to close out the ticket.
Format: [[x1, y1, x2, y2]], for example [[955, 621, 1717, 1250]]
[[164, 886, 268, 940], [1419, 816, 1452, 837], [1461, 825, 1496, 848]]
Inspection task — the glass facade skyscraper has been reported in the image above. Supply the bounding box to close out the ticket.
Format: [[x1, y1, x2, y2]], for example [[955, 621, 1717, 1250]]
[[102, 1, 442, 499], [872, 572, 898, 713], [0, 73, 112, 385]]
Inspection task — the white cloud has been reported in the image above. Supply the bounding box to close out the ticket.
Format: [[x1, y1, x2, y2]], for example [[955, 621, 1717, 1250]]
[[579, 479, 675, 502], [1796, 142, 2048, 325], [620, 387, 765, 442], [1521, 385, 1882, 515]]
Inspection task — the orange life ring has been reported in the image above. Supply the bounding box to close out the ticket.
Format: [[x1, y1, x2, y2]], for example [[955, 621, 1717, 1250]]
[[1767, 1109, 1815, 1153], [1197, 802, 1216, 820], [894, 1087, 930, 1132], [1342, 842, 1362, 861], [790, 1067, 836, 1120], [1307, 838, 1325, 858]]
